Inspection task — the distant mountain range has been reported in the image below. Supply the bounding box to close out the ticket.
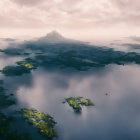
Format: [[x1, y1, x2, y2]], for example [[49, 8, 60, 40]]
[[34, 31, 87, 44]]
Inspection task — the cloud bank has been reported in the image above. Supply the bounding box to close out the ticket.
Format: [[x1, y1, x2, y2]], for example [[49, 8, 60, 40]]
[[0, 0, 140, 39]]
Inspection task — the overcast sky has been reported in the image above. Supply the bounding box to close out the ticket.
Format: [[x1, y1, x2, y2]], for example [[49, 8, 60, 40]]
[[0, 0, 140, 40]]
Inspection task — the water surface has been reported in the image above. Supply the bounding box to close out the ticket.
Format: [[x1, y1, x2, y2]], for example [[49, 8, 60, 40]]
[[2, 64, 140, 140]]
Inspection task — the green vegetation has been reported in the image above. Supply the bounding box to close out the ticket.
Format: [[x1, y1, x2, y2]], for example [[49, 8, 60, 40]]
[[21, 46, 140, 71], [21, 108, 58, 139], [0, 59, 37, 76], [63, 97, 94, 112], [2, 43, 140, 75], [17, 61, 36, 69], [0, 65, 30, 76], [24, 43, 140, 70]]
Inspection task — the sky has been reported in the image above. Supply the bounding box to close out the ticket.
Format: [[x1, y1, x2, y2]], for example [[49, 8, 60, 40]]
[[0, 0, 140, 41]]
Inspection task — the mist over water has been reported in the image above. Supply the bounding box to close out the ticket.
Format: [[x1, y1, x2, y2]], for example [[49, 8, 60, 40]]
[[0, 37, 140, 140]]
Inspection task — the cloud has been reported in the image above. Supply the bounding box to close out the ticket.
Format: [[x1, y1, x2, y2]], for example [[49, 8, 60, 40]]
[[0, 0, 140, 38], [112, 0, 140, 10], [11, 0, 45, 6]]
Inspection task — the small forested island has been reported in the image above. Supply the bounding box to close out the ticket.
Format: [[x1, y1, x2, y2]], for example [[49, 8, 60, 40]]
[[63, 97, 94, 112], [16, 61, 36, 69], [21, 108, 58, 139], [0, 60, 36, 76]]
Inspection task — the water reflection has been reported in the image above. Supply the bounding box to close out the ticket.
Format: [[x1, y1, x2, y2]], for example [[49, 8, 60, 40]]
[[1, 37, 140, 139], [0, 53, 22, 69], [9, 64, 140, 140]]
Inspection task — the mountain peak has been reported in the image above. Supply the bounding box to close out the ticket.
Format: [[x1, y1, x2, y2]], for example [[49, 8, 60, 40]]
[[47, 30, 61, 35], [45, 30, 64, 40], [37, 30, 86, 44]]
